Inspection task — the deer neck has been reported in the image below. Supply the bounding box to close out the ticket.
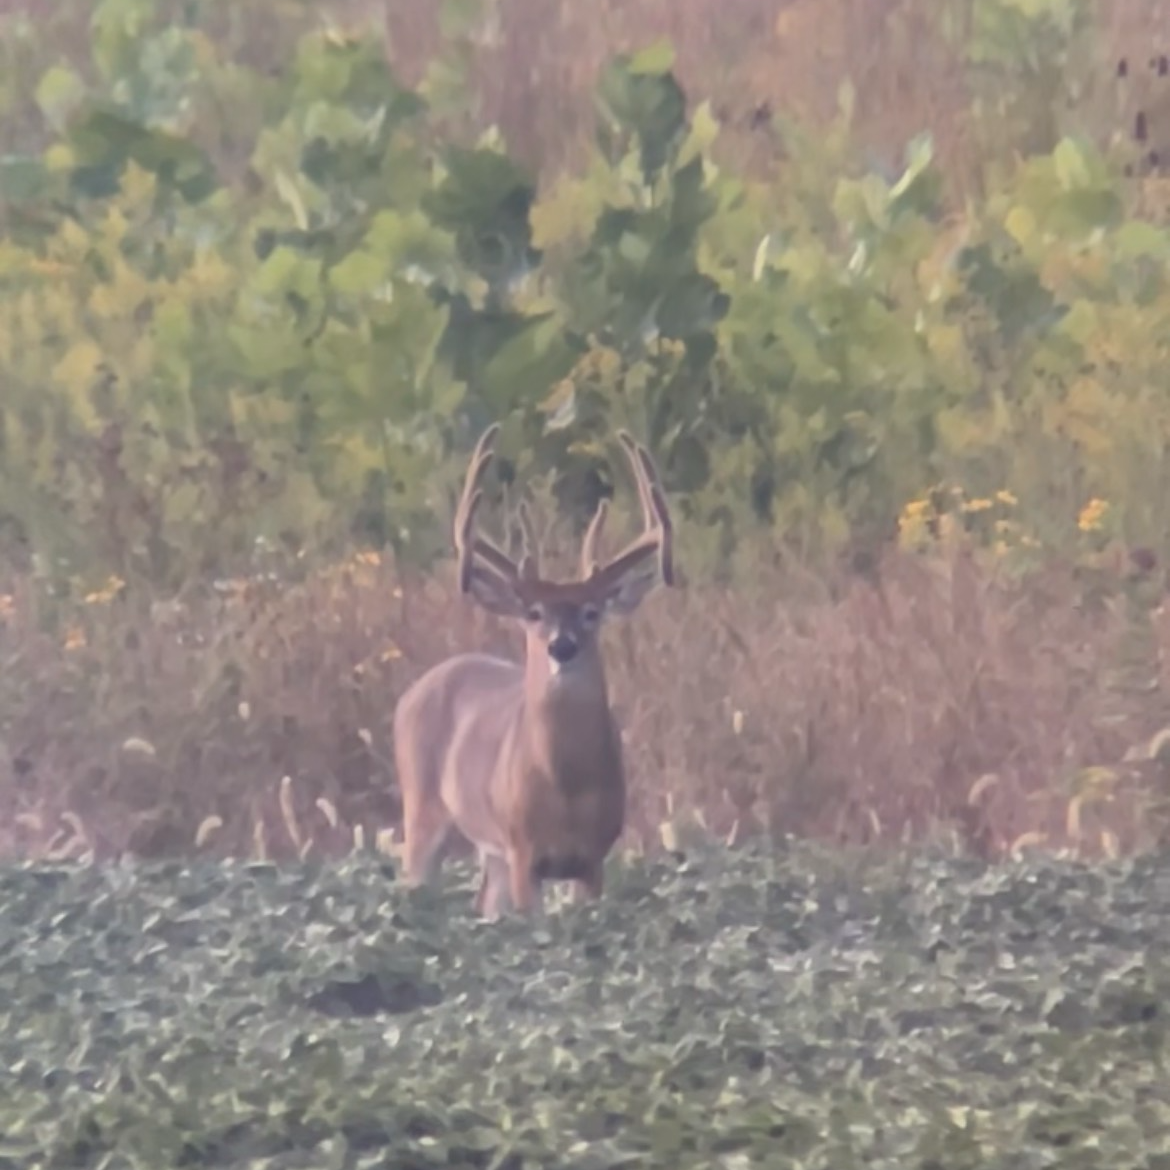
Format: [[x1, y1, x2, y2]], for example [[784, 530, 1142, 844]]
[[518, 648, 618, 773]]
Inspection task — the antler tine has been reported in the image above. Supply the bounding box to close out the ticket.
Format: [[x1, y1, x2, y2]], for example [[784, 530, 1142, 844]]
[[453, 424, 522, 593], [623, 433, 674, 587], [588, 432, 674, 589], [619, 432, 656, 522], [579, 497, 610, 579], [515, 500, 540, 580]]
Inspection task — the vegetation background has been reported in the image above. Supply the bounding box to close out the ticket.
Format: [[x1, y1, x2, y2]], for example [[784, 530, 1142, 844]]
[[1, 0, 1170, 866]]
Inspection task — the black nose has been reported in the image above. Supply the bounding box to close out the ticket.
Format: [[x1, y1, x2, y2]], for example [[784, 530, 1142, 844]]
[[548, 634, 578, 664]]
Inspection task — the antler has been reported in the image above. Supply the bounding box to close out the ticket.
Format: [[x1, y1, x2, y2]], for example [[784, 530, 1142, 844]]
[[514, 501, 540, 581], [578, 498, 609, 578], [584, 431, 674, 590], [454, 424, 524, 595], [457, 424, 671, 599]]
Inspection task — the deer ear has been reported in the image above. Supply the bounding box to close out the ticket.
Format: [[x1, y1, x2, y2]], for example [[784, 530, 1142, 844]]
[[466, 569, 527, 618], [603, 567, 659, 617]]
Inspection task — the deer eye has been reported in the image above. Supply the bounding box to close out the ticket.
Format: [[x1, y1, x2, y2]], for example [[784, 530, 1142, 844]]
[[525, 604, 544, 623], [580, 604, 602, 626]]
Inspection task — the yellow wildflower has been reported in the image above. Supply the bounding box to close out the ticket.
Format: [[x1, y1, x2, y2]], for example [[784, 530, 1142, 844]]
[[897, 497, 934, 546], [83, 575, 126, 605], [1078, 498, 1110, 533]]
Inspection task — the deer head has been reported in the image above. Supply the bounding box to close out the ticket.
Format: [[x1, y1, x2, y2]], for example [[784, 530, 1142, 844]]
[[452, 423, 674, 683]]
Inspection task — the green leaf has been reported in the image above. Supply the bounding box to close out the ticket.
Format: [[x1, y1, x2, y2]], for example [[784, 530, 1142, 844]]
[[251, 245, 324, 302], [67, 106, 219, 202], [0, 155, 54, 203], [657, 274, 730, 339], [365, 209, 453, 276], [35, 65, 87, 133], [1113, 221, 1170, 261], [594, 54, 687, 181], [228, 321, 307, 379], [90, 0, 155, 83], [1053, 137, 1092, 190], [618, 232, 652, 264], [274, 170, 310, 232], [423, 148, 539, 289], [479, 313, 578, 413], [1004, 205, 1037, 246], [423, 148, 535, 235], [292, 29, 423, 123], [328, 249, 387, 297], [627, 39, 676, 76]]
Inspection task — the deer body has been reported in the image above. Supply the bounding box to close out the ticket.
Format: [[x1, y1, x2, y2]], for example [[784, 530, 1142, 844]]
[[395, 426, 673, 919]]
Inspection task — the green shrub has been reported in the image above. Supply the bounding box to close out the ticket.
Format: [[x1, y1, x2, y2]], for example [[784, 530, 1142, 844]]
[[0, 0, 1167, 592]]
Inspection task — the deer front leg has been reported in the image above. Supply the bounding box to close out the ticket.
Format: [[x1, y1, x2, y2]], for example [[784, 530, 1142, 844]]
[[570, 862, 605, 905], [506, 843, 543, 914], [475, 853, 513, 921]]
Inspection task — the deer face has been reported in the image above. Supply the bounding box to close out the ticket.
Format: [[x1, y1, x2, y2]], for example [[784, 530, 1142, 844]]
[[517, 584, 606, 675], [473, 567, 664, 677]]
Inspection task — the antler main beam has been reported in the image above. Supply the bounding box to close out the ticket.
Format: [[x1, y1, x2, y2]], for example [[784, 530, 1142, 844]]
[[585, 431, 674, 589], [453, 424, 523, 594]]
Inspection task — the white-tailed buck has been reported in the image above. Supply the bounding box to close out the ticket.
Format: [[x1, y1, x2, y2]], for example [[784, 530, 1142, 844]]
[[394, 423, 674, 918]]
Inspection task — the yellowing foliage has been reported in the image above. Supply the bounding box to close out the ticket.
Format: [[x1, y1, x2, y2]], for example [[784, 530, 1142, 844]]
[[0, 0, 1169, 590]]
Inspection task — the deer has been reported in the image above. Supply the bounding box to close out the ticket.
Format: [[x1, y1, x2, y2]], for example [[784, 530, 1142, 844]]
[[393, 423, 674, 919]]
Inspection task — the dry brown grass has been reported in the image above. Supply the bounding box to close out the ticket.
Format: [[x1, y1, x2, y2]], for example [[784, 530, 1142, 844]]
[[2, 543, 1167, 865], [3, 0, 1170, 867]]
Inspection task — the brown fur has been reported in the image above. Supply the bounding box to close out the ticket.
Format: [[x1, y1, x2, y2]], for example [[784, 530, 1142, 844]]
[[394, 427, 673, 918]]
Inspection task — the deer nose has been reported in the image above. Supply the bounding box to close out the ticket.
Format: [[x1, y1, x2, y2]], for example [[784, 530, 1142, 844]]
[[548, 633, 579, 664]]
